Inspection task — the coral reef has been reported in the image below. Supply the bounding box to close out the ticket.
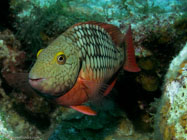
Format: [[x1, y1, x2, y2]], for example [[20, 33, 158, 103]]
[[10, 0, 185, 58], [0, 0, 186, 140], [0, 30, 25, 74], [10, 0, 105, 56], [49, 97, 153, 140], [0, 30, 153, 140], [154, 43, 187, 140], [0, 30, 47, 140]]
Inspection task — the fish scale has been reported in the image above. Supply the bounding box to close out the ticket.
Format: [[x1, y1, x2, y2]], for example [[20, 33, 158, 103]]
[[29, 21, 140, 115], [66, 24, 124, 81]]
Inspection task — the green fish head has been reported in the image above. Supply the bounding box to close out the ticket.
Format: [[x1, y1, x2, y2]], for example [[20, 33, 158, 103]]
[[29, 36, 80, 98]]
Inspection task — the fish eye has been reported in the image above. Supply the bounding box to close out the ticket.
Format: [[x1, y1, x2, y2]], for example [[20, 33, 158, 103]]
[[36, 49, 43, 58], [56, 52, 66, 65]]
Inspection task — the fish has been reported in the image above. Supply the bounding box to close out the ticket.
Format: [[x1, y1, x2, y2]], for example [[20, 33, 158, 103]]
[[28, 21, 140, 115]]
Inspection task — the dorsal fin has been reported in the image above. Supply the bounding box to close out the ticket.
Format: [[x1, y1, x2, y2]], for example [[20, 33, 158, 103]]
[[70, 21, 124, 46]]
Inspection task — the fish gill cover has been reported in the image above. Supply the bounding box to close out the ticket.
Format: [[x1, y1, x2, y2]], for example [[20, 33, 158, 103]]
[[0, 0, 187, 140]]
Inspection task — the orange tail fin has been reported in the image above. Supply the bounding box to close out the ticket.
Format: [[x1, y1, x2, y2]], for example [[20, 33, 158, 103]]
[[123, 25, 141, 72]]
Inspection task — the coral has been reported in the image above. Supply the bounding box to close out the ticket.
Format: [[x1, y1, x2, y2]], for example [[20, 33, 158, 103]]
[[10, 0, 186, 58], [138, 57, 156, 71], [154, 43, 187, 140], [10, 0, 105, 56], [0, 40, 9, 60], [136, 73, 159, 92], [0, 83, 43, 140], [0, 30, 25, 73], [49, 101, 153, 140], [0, 30, 55, 140], [0, 29, 21, 49], [142, 26, 180, 73], [1, 1, 186, 140]]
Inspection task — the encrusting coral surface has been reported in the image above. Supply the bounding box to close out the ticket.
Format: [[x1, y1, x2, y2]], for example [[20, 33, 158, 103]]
[[154, 43, 187, 140]]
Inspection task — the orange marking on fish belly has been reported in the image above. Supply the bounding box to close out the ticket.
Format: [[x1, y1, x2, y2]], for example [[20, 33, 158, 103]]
[[55, 78, 88, 106], [55, 69, 102, 107], [104, 79, 117, 96], [70, 105, 97, 116]]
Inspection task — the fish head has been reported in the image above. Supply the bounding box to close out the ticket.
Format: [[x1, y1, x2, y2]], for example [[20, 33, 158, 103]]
[[29, 36, 80, 98]]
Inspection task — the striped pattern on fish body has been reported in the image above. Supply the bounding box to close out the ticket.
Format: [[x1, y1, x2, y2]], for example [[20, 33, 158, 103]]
[[63, 22, 125, 83], [28, 21, 140, 116]]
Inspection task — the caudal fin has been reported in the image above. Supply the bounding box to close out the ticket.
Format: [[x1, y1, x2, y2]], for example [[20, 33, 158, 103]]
[[123, 25, 141, 72]]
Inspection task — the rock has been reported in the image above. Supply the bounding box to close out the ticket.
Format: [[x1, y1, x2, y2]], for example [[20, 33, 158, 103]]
[[0, 77, 43, 139], [0, 30, 55, 140], [0, 30, 25, 73], [154, 43, 187, 140]]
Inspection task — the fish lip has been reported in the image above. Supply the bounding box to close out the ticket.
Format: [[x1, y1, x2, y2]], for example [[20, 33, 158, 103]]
[[28, 77, 66, 99], [29, 78, 46, 83], [29, 78, 44, 81], [28, 77, 46, 90]]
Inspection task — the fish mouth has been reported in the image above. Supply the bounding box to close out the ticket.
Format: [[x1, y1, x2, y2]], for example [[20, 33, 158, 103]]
[[28, 77, 66, 99], [29, 78, 46, 87], [28, 77, 47, 93]]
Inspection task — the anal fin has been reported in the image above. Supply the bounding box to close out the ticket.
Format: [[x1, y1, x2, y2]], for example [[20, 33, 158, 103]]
[[70, 105, 97, 116]]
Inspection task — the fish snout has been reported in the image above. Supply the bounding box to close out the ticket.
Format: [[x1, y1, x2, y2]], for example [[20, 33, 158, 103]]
[[28, 76, 64, 99], [28, 77, 45, 89]]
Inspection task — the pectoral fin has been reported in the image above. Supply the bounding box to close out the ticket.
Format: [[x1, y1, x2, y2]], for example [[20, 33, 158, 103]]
[[70, 105, 97, 116], [103, 79, 117, 96]]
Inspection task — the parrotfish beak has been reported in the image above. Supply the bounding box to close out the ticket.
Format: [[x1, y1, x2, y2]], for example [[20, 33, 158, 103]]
[[29, 77, 46, 92], [28, 78, 64, 99], [29, 78, 45, 89]]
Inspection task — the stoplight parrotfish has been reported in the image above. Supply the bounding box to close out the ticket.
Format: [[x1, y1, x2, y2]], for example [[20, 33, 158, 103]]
[[29, 21, 140, 115]]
